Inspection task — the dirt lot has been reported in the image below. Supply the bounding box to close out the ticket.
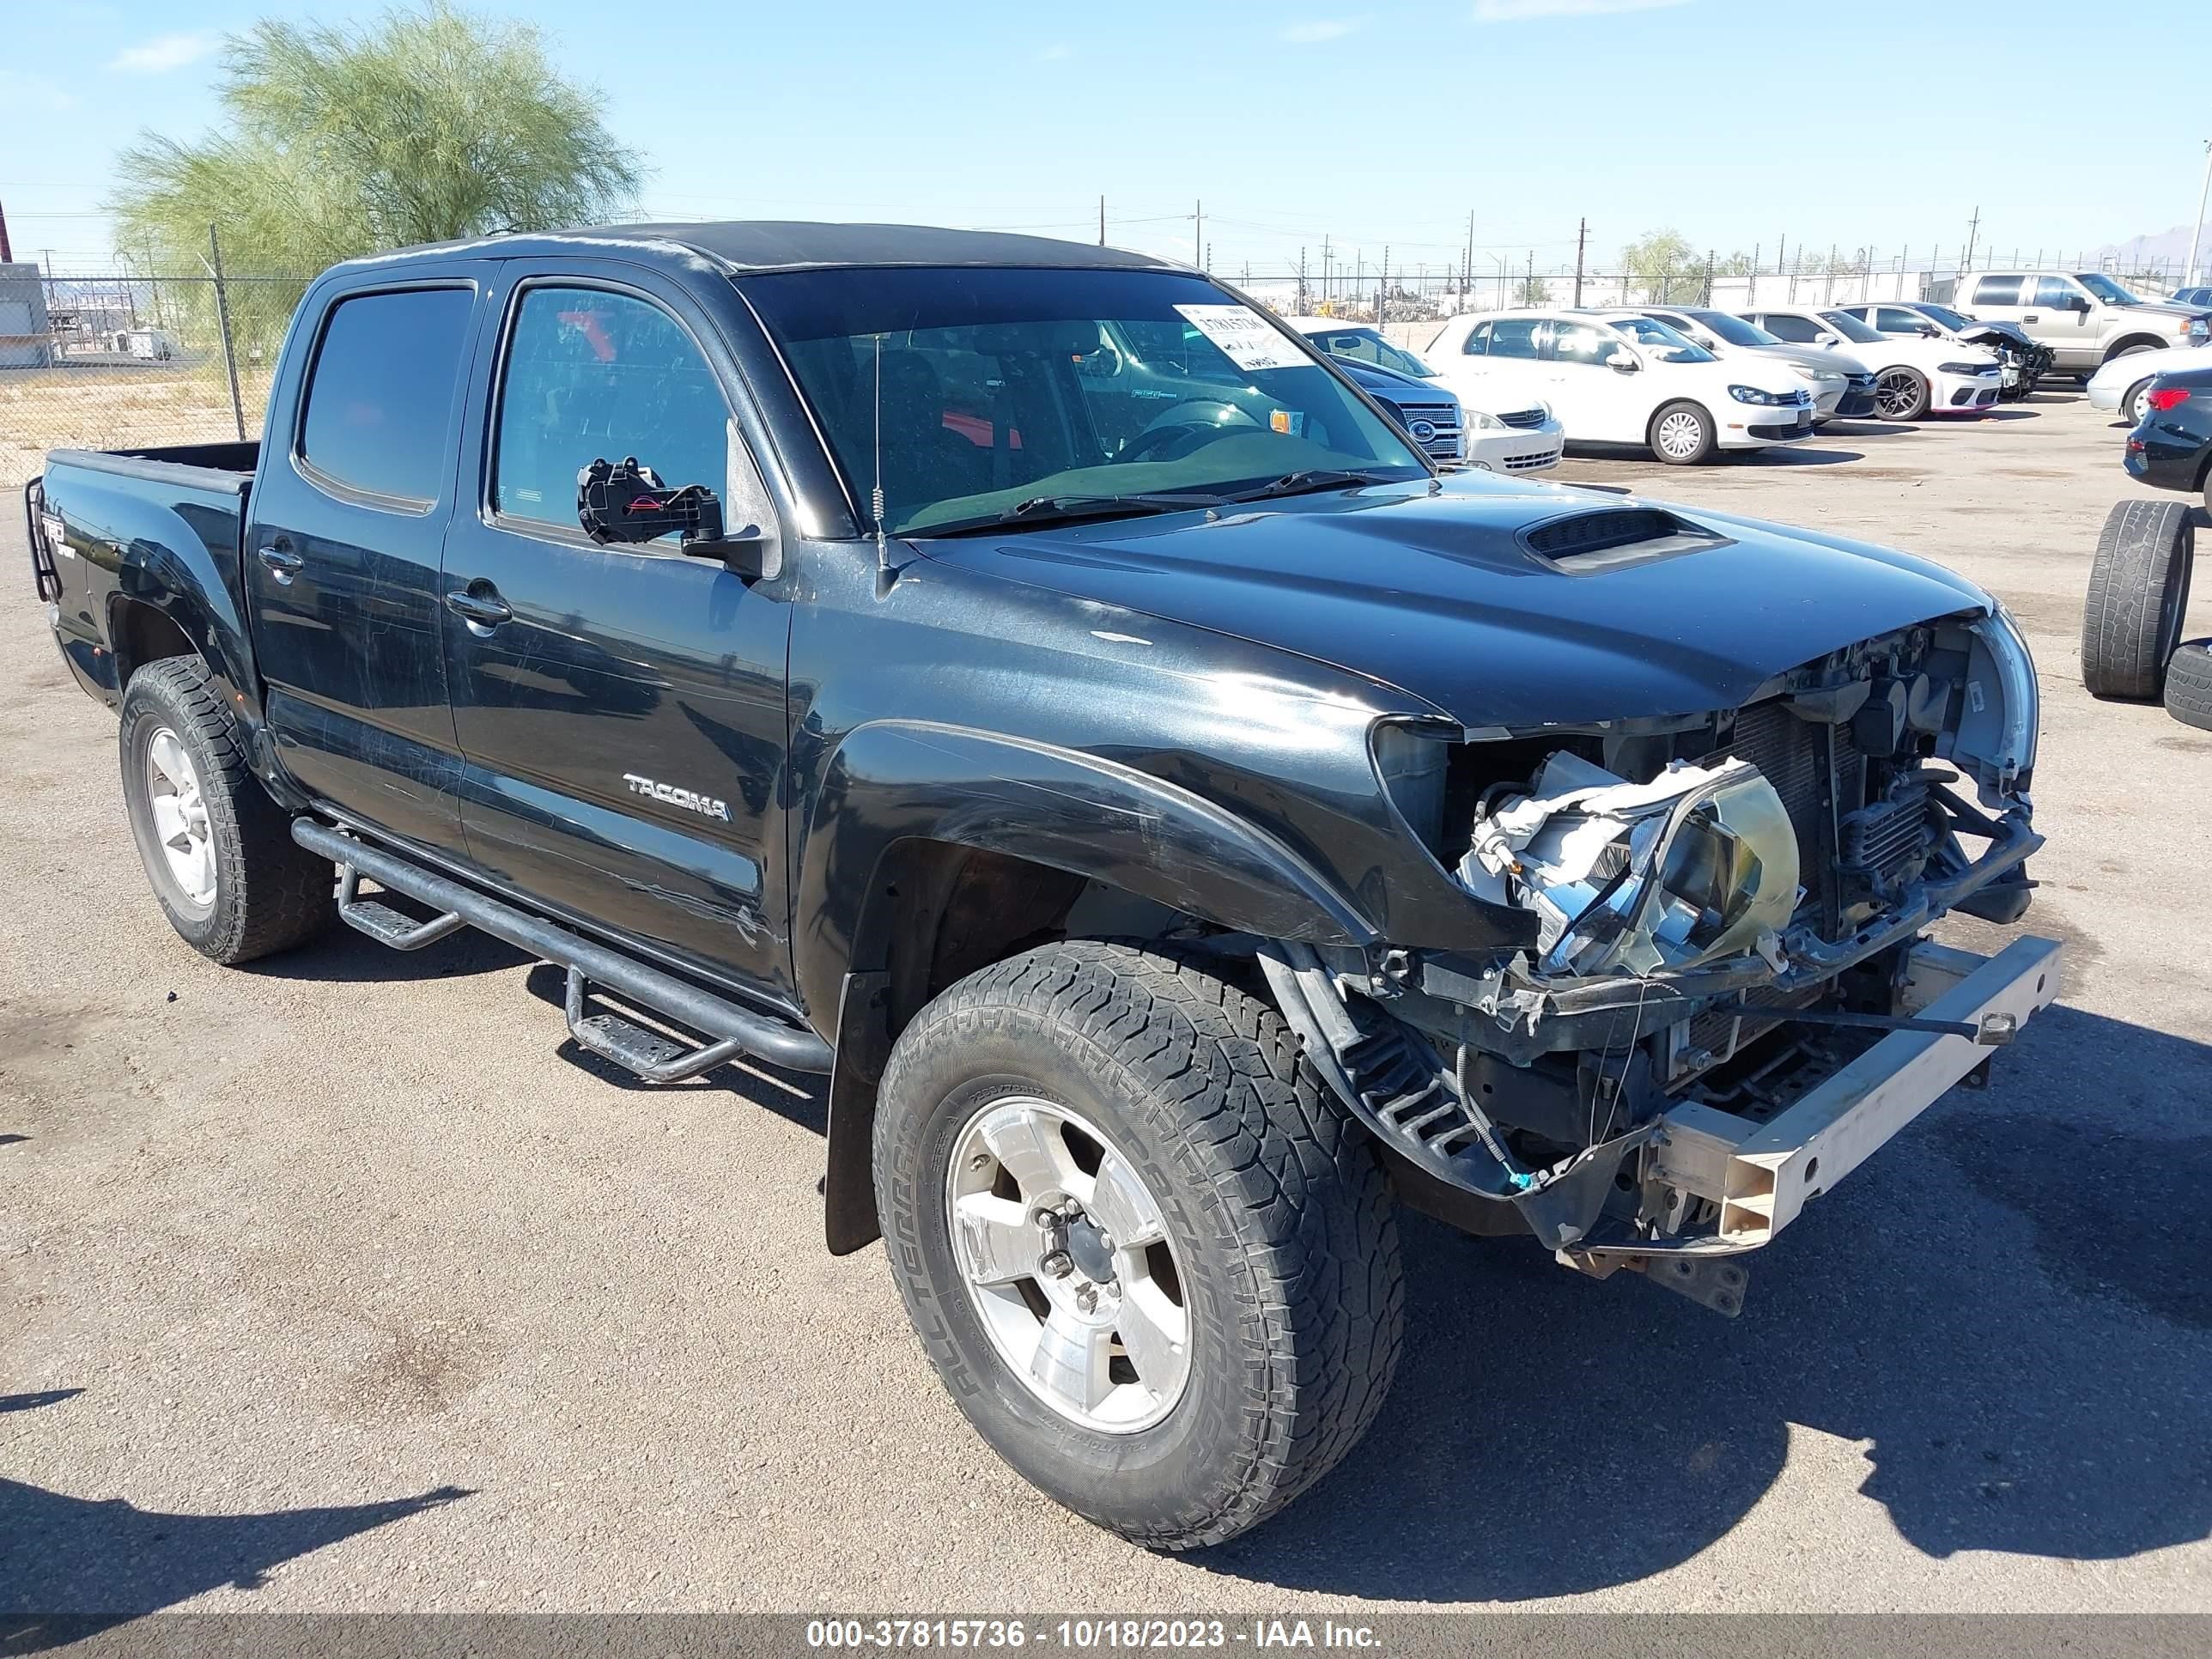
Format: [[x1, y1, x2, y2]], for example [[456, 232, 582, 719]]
[[3, 392, 2209, 1617]]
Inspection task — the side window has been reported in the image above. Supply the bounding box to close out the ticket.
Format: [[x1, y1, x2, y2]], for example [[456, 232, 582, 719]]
[[299, 287, 476, 503], [1548, 322, 1610, 365], [1481, 319, 1544, 359], [1322, 331, 1385, 367], [1873, 307, 1922, 334], [1972, 276, 2025, 306], [2029, 276, 2077, 308], [493, 286, 733, 534], [1759, 313, 1820, 344]]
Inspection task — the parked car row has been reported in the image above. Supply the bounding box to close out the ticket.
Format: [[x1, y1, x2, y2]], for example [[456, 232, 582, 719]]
[[1391, 301, 2011, 465]]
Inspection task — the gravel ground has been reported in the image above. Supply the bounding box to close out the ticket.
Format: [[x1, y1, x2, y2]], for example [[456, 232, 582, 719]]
[[3, 390, 2209, 1617]]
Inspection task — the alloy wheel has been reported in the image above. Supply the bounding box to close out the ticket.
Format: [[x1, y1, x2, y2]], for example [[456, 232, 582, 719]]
[[144, 726, 216, 908], [1875, 371, 1922, 419], [945, 1095, 1190, 1433]]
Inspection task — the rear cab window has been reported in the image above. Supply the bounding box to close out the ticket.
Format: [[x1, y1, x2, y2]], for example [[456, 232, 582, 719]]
[[298, 287, 477, 506], [1972, 276, 2025, 307]]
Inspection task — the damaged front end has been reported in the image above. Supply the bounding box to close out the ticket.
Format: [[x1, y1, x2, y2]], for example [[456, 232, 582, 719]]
[[1262, 606, 2057, 1315]]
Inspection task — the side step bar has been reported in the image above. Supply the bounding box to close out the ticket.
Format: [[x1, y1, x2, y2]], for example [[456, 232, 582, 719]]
[[293, 818, 832, 1076]]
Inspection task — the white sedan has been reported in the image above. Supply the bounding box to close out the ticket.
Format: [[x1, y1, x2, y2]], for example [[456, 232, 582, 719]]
[[1425, 308, 1813, 464], [1286, 317, 1564, 473], [1741, 306, 2002, 420], [2086, 341, 2212, 424]]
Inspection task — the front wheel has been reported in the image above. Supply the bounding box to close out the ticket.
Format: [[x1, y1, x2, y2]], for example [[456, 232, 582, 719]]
[[1648, 399, 1716, 465], [872, 939, 1403, 1550], [1875, 367, 1930, 421], [2123, 376, 2155, 427]]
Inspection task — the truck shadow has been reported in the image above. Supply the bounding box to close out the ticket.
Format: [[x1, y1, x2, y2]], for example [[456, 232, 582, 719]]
[[0, 1470, 468, 1644], [1193, 1002, 2212, 1601]]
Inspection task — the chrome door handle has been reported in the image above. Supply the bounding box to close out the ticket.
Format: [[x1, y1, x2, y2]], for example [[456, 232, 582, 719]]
[[2022, 313, 2039, 323], [257, 544, 303, 584], [445, 586, 512, 627]]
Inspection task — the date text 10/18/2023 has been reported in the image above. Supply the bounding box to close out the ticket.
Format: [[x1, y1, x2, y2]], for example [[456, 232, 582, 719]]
[[805, 1620, 1383, 1650]]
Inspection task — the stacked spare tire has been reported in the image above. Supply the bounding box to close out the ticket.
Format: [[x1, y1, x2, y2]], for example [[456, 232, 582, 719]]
[[2083, 498, 2209, 730]]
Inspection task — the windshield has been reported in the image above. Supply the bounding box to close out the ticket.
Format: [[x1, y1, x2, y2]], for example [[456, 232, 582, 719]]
[[1606, 315, 1713, 362], [741, 266, 1426, 536], [1307, 325, 1438, 379], [1816, 309, 1887, 344], [1683, 309, 1777, 348], [2074, 272, 2143, 306], [1915, 303, 1972, 331]]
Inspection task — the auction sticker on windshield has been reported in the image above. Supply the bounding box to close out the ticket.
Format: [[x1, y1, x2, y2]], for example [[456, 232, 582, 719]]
[[1174, 304, 1310, 372]]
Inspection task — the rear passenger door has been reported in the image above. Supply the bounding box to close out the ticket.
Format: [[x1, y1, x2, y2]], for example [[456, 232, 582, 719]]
[[1443, 317, 1546, 415], [245, 268, 491, 854], [438, 259, 794, 994]]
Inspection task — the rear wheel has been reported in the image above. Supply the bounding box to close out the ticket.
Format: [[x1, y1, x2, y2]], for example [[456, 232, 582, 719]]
[[872, 939, 1403, 1550], [1875, 367, 1930, 420], [119, 657, 332, 963], [2165, 641, 2212, 732], [1649, 400, 1715, 465], [2081, 499, 2195, 702], [2124, 376, 2155, 427]]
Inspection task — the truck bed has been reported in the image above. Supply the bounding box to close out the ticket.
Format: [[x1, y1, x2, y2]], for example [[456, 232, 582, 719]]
[[29, 442, 264, 708]]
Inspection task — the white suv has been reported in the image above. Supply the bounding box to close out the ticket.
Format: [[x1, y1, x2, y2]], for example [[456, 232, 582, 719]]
[[1741, 306, 2002, 420], [1425, 309, 1811, 465]]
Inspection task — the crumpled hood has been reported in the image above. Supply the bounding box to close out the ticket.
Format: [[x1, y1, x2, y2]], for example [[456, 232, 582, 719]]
[[915, 479, 1991, 728]]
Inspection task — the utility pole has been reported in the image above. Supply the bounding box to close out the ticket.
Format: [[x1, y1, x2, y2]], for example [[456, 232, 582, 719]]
[[1463, 210, 1474, 311], [1098, 195, 1105, 246], [1298, 246, 1308, 311], [0, 198, 12, 264], [1322, 234, 1330, 310], [2188, 139, 2212, 286], [1193, 200, 1202, 269], [1705, 248, 1717, 305], [1573, 217, 1588, 307], [1526, 247, 1534, 303], [1380, 245, 1389, 323], [1962, 206, 1981, 276]]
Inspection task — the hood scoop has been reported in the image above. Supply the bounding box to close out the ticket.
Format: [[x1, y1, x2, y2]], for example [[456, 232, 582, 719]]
[[1522, 507, 1731, 574]]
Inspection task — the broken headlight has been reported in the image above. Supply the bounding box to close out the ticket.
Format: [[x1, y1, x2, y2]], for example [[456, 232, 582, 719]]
[[1456, 752, 1802, 978]]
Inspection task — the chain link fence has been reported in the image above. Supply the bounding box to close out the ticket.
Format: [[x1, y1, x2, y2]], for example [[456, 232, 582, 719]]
[[2, 269, 307, 489], [5, 239, 2205, 490]]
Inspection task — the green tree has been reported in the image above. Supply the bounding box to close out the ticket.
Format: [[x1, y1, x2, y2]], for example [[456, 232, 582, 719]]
[[1514, 274, 1553, 305], [110, 3, 645, 279], [1620, 228, 1695, 302]]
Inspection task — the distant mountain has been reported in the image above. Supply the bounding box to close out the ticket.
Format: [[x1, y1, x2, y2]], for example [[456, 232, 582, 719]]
[[2086, 223, 2210, 271]]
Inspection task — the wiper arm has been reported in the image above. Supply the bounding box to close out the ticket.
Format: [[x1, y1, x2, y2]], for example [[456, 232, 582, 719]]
[[921, 491, 1224, 538], [1212, 469, 1401, 505]]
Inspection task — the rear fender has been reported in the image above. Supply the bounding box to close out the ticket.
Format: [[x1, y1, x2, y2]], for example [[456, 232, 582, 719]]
[[44, 462, 258, 717]]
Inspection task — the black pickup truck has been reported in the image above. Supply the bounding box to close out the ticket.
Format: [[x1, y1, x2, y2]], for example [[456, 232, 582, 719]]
[[26, 222, 2057, 1550]]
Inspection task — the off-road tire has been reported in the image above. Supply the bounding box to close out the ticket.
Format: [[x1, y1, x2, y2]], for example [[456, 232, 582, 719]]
[[2165, 640, 2212, 731], [873, 939, 1403, 1551], [1649, 400, 1716, 465], [119, 656, 332, 963], [2081, 499, 2195, 701]]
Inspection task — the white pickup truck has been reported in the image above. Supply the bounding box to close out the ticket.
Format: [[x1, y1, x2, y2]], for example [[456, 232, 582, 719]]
[[1939, 270, 2210, 377]]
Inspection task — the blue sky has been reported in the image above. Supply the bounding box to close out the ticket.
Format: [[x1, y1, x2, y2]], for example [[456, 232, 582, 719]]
[[5, 0, 2210, 277]]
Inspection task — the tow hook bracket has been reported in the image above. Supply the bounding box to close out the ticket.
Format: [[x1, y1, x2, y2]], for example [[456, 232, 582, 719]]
[[1625, 1252, 1750, 1318]]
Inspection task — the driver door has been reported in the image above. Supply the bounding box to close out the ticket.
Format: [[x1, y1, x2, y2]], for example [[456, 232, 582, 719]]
[[438, 260, 793, 992]]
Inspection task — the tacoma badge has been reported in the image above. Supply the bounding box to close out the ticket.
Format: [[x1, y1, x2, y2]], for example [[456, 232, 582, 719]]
[[622, 773, 732, 823]]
